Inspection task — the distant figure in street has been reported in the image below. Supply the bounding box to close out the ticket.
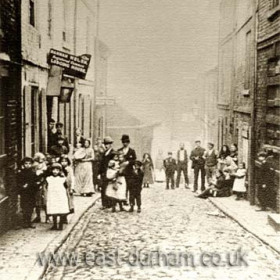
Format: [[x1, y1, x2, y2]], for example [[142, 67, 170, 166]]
[[73, 128, 85, 148], [163, 152, 177, 189], [17, 157, 39, 228], [99, 136, 115, 209], [50, 136, 68, 160], [32, 152, 48, 223], [54, 122, 70, 153], [218, 145, 230, 170], [229, 144, 238, 166], [155, 149, 165, 182], [190, 140, 206, 193], [176, 143, 189, 188], [47, 119, 57, 152], [46, 163, 70, 230], [74, 139, 95, 196], [232, 162, 247, 200], [93, 137, 105, 192], [142, 153, 154, 188], [118, 135, 137, 201], [203, 143, 219, 186], [196, 169, 230, 199], [256, 152, 274, 211], [129, 160, 144, 213]]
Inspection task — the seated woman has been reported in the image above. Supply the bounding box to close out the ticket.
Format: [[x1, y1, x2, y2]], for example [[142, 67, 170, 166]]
[[196, 169, 230, 199]]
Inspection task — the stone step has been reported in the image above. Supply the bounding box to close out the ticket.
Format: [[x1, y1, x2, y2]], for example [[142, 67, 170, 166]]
[[268, 214, 280, 232]]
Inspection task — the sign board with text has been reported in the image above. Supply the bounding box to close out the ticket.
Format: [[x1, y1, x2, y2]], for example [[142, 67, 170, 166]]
[[48, 49, 91, 79]]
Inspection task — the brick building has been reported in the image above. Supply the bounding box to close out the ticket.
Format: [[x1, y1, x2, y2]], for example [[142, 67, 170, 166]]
[[21, 0, 99, 156], [255, 0, 280, 211], [0, 0, 22, 232], [218, 0, 257, 201]]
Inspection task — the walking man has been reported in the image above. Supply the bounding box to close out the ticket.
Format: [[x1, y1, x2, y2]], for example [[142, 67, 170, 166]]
[[204, 142, 219, 186], [190, 140, 206, 192], [163, 152, 177, 189], [176, 143, 189, 188]]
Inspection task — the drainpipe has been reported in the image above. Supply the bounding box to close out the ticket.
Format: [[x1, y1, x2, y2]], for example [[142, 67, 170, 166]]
[[249, 0, 258, 205]]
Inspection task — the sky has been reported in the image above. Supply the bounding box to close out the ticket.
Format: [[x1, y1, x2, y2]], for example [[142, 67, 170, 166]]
[[99, 0, 220, 123]]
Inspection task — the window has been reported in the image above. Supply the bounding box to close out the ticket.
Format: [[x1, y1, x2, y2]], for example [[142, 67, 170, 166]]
[[62, 0, 67, 42], [29, 0, 35, 27], [245, 31, 251, 89], [272, 0, 279, 8], [48, 0, 52, 37]]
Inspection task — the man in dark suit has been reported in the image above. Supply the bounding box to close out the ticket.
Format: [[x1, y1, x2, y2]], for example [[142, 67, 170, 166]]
[[47, 119, 57, 152], [190, 140, 206, 192], [53, 122, 70, 153], [163, 152, 177, 189], [176, 143, 189, 188], [99, 136, 115, 209], [118, 135, 137, 204]]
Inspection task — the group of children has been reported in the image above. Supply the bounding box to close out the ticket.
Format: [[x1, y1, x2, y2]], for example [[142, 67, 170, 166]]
[[18, 153, 74, 230]]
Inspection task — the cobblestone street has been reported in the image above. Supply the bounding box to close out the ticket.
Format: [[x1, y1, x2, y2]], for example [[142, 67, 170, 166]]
[[44, 183, 280, 280]]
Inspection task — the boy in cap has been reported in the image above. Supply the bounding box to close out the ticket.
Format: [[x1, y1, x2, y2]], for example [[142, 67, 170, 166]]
[[129, 160, 144, 213], [163, 152, 177, 189], [17, 157, 39, 228]]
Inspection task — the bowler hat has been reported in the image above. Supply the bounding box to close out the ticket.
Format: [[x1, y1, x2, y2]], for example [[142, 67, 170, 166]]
[[121, 134, 130, 142], [104, 136, 114, 144]]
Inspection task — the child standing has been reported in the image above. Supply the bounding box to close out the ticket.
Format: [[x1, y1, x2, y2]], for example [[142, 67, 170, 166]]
[[46, 163, 70, 230], [60, 156, 75, 215], [232, 163, 247, 200], [33, 152, 48, 223], [17, 157, 39, 228], [163, 152, 177, 189], [129, 160, 144, 213]]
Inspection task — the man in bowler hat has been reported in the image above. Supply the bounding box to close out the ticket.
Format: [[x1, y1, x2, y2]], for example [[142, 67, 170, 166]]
[[118, 135, 137, 205], [163, 152, 177, 189]]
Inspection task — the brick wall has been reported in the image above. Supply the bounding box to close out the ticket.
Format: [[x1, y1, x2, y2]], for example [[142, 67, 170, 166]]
[[0, 0, 22, 231], [256, 0, 280, 212]]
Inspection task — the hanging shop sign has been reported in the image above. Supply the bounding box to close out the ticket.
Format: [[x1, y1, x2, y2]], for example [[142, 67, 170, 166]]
[[48, 49, 91, 79]]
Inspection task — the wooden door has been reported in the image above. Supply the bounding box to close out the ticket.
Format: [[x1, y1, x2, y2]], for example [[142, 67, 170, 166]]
[[24, 86, 32, 157]]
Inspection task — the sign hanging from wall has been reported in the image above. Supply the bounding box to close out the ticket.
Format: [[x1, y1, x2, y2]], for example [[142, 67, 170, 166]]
[[48, 49, 91, 79]]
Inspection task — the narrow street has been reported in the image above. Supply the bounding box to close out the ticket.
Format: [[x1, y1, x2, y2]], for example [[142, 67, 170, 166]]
[[44, 184, 280, 280]]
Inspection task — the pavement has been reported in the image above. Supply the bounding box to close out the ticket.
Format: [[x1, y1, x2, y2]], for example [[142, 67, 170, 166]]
[[208, 195, 280, 255], [0, 193, 100, 280], [43, 183, 280, 280]]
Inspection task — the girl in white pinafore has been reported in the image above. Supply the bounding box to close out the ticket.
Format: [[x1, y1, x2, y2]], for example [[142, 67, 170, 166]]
[[232, 162, 247, 200], [46, 163, 70, 230]]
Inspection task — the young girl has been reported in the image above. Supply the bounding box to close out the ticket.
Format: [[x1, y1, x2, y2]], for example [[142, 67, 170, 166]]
[[59, 156, 75, 222], [33, 152, 48, 223], [142, 153, 154, 188], [46, 163, 70, 230], [232, 163, 247, 200]]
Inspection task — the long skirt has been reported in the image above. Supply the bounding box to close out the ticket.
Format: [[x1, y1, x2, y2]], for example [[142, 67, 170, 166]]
[[75, 161, 95, 194], [106, 176, 127, 202]]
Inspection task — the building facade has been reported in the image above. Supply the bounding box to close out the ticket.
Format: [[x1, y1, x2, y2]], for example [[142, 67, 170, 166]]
[[0, 0, 22, 232], [255, 0, 280, 211], [218, 0, 257, 202], [21, 0, 99, 157]]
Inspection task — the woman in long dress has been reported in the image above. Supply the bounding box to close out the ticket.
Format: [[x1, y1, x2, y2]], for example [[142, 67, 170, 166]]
[[74, 139, 95, 196], [155, 149, 165, 182], [142, 153, 154, 188]]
